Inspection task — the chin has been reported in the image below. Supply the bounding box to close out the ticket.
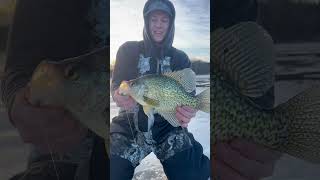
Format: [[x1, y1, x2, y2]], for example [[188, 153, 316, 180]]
[[152, 36, 164, 43], [155, 39, 164, 43]]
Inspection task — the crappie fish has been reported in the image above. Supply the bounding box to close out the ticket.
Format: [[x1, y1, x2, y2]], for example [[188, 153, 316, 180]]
[[119, 68, 210, 129], [212, 22, 320, 163], [28, 47, 108, 143]]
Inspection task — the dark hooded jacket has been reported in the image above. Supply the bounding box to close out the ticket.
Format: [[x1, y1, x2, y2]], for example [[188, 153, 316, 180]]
[[111, 0, 192, 132]]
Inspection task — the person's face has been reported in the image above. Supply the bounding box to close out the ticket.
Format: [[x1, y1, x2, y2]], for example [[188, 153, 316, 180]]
[[148, 10, 170, 43]]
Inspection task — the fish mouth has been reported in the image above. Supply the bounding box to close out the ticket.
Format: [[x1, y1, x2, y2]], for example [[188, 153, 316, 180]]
[[30, 62, 63, 90], [29, 62, 65, 106], [119, 81, 130, 95]]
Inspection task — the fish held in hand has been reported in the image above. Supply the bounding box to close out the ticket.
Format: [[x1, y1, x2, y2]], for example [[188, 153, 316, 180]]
[[28, 47, 109, 142], [119, 68, 210, 130], [211, 22, 320, 163]]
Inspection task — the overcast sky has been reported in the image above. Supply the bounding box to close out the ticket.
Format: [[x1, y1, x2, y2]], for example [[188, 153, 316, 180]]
[[110, 0, 210, 64]]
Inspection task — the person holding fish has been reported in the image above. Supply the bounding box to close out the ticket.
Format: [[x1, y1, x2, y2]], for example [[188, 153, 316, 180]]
[[110, 0, 210, 179]]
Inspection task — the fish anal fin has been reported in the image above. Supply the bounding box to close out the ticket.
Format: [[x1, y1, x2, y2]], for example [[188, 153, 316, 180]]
[[143, 105, 155, 131], [158, 111, 180, 127]]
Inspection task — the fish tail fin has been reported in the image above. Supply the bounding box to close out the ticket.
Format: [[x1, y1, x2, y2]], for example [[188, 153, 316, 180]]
[[275, 86, 320, 163], [196, 88, 210, 113]]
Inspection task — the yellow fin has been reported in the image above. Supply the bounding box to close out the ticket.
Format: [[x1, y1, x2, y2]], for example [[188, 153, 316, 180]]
[[143, 105, 155, 131]]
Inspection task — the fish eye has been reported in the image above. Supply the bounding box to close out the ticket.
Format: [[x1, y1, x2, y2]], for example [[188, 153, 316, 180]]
[[129, 81, 137, 87], [64, 66, 79, 80]]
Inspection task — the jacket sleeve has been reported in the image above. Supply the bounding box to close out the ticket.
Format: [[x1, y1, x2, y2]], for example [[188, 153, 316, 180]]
[[1, 0, 91, 116], [110, 41, 139, 96], [172, 49, 191, 70]]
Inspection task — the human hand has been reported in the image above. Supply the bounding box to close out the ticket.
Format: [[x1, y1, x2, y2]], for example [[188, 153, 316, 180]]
[[176, 106, 198, 128], [212, 139, 282, 180], [113, 87, 137, 110], [10, 87, 88, 154]]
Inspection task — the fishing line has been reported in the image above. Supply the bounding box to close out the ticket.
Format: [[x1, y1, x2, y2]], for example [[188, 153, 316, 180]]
[[45, 134, 60, 180], [117, 88, 138, 145], [17, 134, 61, 180], [124, 105, 138, 145]]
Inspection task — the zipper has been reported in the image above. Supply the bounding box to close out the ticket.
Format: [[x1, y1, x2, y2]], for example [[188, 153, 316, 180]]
[[156, 58, 160, 75]]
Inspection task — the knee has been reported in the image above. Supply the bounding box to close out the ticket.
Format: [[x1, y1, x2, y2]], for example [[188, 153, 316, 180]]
[[110, 156, 135, 180], [161, 144, 210, 180]]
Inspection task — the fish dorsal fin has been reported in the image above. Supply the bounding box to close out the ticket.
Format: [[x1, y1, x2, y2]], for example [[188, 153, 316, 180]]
[[212, 22, 275, 97], [163, 68, 196, 93]]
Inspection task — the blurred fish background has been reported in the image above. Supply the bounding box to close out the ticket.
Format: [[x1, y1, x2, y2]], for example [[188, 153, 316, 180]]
[[258, 1, 320, 179], [0, 1, 30, 179]]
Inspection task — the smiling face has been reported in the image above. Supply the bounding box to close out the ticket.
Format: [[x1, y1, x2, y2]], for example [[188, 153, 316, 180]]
[[148, 10, 170, 43]]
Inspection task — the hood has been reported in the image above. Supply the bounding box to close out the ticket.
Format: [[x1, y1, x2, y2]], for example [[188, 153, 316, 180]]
[[142, 0, 176, 57]]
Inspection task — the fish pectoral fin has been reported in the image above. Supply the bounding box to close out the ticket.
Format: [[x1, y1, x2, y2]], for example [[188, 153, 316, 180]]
[[143, 96, 159, 107], [163, 68, 196, 93], [212, 22, 274, 97], [158, 111, 180, 127], [142, 105, 154, 116], [143, 105, 155, 131]]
